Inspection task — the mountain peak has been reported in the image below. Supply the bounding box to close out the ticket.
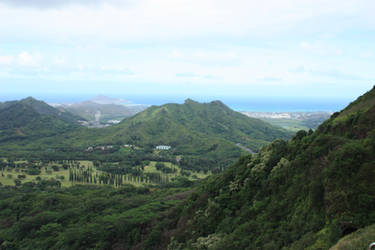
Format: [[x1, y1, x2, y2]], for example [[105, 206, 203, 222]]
[[20, 96, 39, 103], [184, 98, 198, 104], [210, 100, 225, 106]]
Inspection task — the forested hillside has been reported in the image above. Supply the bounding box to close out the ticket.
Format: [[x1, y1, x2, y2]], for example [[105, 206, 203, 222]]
[[114, 99, 291, 151], [0, 97, 81, 143], [160, 86, 375, 249], [0, 183, 192, 249]]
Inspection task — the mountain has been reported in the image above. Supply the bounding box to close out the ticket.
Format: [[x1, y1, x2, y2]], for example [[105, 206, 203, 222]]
[[68, 98, 292, 170], [0, 97, 82, 142], [160, 86, 375, 249], [57, 96, 148, 127], [109, 99, 292, 151], [0, 100, 18, 110]]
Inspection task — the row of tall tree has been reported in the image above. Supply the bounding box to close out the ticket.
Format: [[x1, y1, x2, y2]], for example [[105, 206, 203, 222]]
[[69, 167, 171, 186]]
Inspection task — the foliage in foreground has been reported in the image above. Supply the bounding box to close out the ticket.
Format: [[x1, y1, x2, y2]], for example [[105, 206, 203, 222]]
[[0, 180, 190, 250]]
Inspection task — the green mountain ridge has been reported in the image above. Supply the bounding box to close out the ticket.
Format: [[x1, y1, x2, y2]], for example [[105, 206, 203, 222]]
[[0, 98, 292, 171], [158, 86, 375, 249], [113, 99, 292, 150], [0, 97, 81, 142]]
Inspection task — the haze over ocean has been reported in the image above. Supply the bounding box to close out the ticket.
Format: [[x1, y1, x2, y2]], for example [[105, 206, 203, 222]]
[[0, 93, 349, 112]]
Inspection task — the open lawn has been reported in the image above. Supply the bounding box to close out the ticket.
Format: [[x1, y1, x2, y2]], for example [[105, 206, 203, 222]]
[[0, 159, 210, 187]]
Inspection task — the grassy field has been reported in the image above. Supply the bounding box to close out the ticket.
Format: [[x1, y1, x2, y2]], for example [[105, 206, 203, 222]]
[[0, 159, 210, 187], [143, 161, 210, 180], [0, 160, 93, 187]]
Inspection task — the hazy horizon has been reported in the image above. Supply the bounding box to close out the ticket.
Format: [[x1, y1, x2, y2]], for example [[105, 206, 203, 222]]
[[0, 0, 374, 107], [0, 92, 352, 112]]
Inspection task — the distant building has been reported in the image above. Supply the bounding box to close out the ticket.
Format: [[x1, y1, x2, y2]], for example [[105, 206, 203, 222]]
[[85, 146, 93, 152], [94, 145, 114, 151], [107, 120, 121, 124], [156, 145, 171, 150]]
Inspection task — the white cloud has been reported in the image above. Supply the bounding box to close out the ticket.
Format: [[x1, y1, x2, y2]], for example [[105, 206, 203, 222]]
[[0, 0, 374, 100], [300, 41, 343, 56], [99, 65, 134, 74], [0, 54, 14, 65], [171, 49, 240, 66], [359, 51, 374, 59], [0, 0, 374, 44], [0, 0, 137, 9], [18, 51, 34, 66]]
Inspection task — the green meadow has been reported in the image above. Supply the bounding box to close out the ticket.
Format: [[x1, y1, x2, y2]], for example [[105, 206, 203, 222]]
[[0, 159, 209, 187]]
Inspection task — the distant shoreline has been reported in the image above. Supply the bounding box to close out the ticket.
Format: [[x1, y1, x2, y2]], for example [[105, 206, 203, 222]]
[[0, 94, 350, 113]]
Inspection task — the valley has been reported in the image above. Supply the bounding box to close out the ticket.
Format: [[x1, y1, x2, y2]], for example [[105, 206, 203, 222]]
[[52, 95, 148, 128]]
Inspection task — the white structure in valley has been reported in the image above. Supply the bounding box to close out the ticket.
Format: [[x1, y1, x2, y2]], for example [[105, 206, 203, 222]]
[[156, 145, 171, 150]]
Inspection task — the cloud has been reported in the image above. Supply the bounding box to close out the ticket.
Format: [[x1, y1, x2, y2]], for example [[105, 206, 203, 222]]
[[263, 77, 282, 82], [291, 66, 366, 81], [300, 41, 343, 56], [0, 0, 135, 9], [99, 65, 134, 75], [0, 0, 374, 45], [17, 51, 42, 67], [176, 72, 199, 78], [0, 0, 374, 100], [0, 49, 136, 81], [310, 69, 365, 81], [0, 50, 42, 67], [359, 51, 374, 59], [0, 54, 14, 65], [172, 49, 241, 66]]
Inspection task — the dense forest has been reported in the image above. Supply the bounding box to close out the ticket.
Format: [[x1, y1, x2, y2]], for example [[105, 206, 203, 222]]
[[157, 86, 375, 249], [0, 183, 192, 249]]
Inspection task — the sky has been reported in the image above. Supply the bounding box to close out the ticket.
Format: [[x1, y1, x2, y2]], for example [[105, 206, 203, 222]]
[[0, 0, 374, 110]]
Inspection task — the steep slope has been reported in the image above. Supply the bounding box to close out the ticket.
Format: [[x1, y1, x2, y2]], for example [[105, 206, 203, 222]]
[[0, 97, 81, 142], [163, 87, 375, 249], [19, 97, 83, 124], [0, 100, 17, 111]]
